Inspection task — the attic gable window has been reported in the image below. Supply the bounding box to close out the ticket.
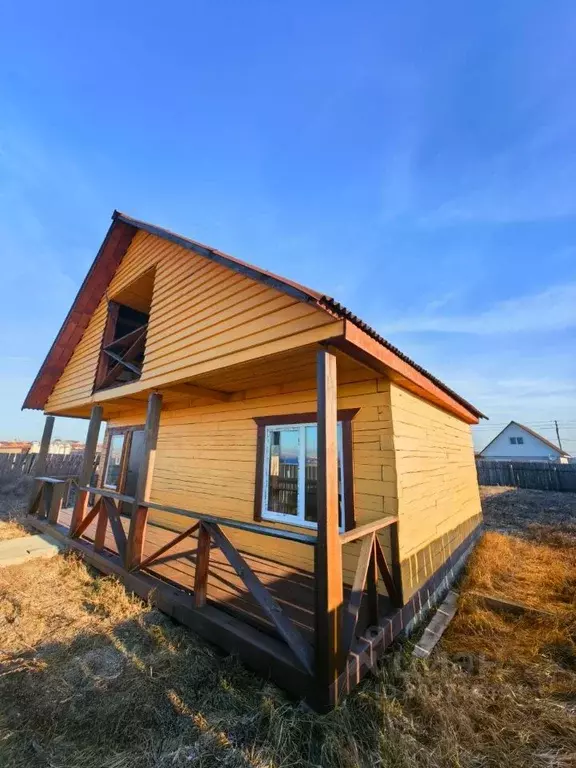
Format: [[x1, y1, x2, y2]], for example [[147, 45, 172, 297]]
[[509, 436, 524, 445], [93, 269, 154, 392]]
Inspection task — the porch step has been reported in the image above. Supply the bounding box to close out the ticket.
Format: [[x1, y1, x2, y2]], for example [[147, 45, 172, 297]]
[[0, 534, 62, 567]]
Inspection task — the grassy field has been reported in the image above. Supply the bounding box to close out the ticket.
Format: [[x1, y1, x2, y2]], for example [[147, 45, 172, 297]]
[[0, 475, 32, 541], [0, 484, 574, 767]]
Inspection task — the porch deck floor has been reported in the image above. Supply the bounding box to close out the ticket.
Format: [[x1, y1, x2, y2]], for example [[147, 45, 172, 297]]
[[57, 507, 316, 641]]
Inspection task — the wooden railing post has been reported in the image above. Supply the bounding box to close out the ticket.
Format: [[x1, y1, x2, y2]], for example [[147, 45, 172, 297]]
[[126, 392, 162, 570], [28, 415, 55, 512], [314, 348, 344, 706], [366, 540, 380, 625], [70, 405, 103, 536], [389, 521, 404, 608], [47, 481, 66, 524], [194, 523, 211, 607]]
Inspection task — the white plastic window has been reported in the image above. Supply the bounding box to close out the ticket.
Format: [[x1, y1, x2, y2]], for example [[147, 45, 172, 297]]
[[261, 422, 345, 529]]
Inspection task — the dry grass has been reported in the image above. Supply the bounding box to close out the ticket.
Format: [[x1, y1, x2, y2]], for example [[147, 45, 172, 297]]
[[0, 520, 29, 542], [481, 485, 576, 544], [0, 475, 33, 541], [0, 487, 575, 767], [441, 532, 576, 764]]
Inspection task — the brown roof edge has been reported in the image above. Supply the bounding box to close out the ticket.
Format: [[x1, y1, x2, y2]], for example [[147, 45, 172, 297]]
[[321, 303, 486, 422], [22, 209, 486, 422], [114, 213, 485, 423], [329, 321, 484, 424], [514, 422, 570, 456], [112, 211, 324, 304], [22, 218, 137, 410]]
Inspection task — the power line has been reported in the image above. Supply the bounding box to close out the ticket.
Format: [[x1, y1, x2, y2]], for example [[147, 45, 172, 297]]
[[473, 425, 576, 430], [473, 421, 576, 429]]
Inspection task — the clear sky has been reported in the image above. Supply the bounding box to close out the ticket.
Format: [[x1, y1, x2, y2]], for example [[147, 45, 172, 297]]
[[1, 1, 575, 453]]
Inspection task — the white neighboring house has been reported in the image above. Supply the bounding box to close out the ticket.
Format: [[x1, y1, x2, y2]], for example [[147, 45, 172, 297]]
[[477, 421, 571, 463]]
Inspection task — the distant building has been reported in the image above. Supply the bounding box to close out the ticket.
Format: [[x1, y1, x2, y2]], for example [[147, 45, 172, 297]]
[[29, 439, 85, 455], [0, 441, 31, 454], [477, 421, 571, 463]]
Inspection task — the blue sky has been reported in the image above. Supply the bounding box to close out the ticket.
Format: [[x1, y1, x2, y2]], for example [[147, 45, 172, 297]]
[[1, 1, 575, 453]]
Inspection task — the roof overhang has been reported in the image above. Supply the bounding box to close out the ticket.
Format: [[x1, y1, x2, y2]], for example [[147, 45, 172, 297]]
[[23, 210, 486, 424], [22, 218, 137, 410], [329, 322, 482, 424]]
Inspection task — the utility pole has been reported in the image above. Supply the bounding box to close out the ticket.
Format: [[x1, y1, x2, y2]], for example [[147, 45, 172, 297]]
[[554, 420, 563, 451]]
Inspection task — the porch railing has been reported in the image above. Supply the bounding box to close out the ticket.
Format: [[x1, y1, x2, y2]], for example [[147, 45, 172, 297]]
[[27, 349, 403, 708], [29, 477, 400, 680]]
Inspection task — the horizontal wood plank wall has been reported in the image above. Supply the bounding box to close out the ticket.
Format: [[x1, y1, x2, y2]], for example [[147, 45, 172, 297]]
[[45, 231, 341, 413], [108, 377, 397, 584], [389, 384, 482, 600]]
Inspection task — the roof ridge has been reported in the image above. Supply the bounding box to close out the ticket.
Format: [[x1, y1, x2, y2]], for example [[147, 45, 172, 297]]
[[479, 420, 570, 456], [23, 210, 485, 421], [511, 421, 570, 456]]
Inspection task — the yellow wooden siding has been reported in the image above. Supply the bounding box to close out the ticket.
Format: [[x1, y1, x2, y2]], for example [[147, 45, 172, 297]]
[[389, 384, 482, 599], [107, 376, 396, 584], [45, 230, 340, 413]]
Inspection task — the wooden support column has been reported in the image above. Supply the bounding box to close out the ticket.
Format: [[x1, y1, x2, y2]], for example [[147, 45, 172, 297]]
[[70, 405, 103, 535], [28, 415, 55, 511], [314, 348, 344, 706], [126, 392, 162, 570], [194, 523, 211, 607]]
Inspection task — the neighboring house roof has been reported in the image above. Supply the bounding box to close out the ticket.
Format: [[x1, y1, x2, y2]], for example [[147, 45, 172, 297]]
[[22, 210, 486, 420], [478, 421, 570, 457]]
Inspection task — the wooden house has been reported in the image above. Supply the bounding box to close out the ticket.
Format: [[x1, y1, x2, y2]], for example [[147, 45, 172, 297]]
[[23, 211, 485, 709]]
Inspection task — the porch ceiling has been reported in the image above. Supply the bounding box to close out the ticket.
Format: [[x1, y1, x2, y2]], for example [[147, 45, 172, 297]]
[[186, 344, 375, 393], [52, 344, 381, 421]]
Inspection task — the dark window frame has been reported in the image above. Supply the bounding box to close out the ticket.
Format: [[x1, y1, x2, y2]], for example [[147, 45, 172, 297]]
[[101, 424, 145, 493], [252, 409, 359, 531], [93, 301, 149, 393]]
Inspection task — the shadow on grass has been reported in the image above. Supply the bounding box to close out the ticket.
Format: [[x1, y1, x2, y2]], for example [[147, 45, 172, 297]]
[[2, 546, 575, 768], [0, 603, 389, 768]]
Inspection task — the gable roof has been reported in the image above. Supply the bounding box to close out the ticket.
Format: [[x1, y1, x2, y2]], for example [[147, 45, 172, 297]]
[[478, 420, 570, 457], [23, 210, 486, 421]]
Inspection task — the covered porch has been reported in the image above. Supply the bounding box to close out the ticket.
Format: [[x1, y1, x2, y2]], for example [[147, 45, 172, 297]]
[[26, 348, 403, 710]]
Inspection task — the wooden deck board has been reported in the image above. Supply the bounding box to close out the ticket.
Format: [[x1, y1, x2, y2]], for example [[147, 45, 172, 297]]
[[57, 507, 316, 640]]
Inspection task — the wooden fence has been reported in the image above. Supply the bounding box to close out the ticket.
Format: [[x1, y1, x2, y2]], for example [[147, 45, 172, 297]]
[[0, 452, 101, 508], [0, 452, 84, 479], [476, 460, 576, 492]]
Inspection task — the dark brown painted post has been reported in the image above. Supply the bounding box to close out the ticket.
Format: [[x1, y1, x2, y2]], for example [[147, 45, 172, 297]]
[[47, 481, 67, 524], [315, 347, 344, 707], [366, 542, 380, 625], [29, 415, 55, 513], [126, 392, 162, 570], [70, 405, 103, 536], [194, 523, 211, 607], [389, 521, 404, 608]]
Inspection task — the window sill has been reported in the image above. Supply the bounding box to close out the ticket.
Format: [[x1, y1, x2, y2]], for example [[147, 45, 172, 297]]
[[261, 512, 345, 534]]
